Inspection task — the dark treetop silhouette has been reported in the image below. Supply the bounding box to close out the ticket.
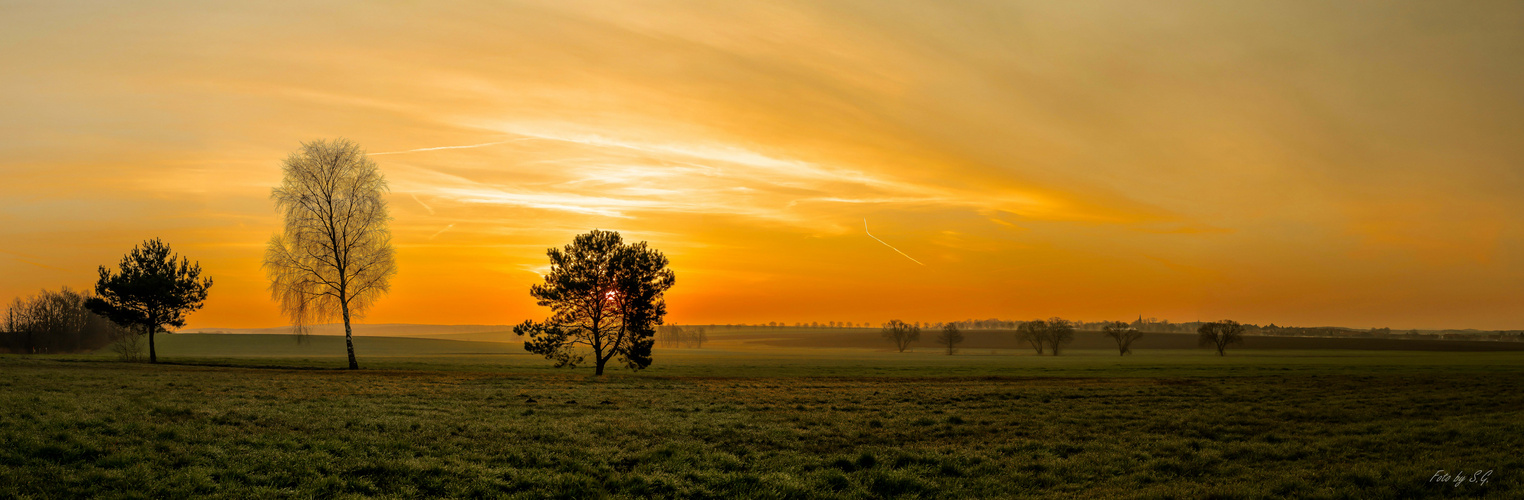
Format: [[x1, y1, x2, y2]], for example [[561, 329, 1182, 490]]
[[515, 230, 675, 376], [1199, 320, 1246, 356], [264, 139, 397, 370], [1102, 320, 1144, 356], [85, 238, 212, 364], [3, 287, 128, 355], [1042, 317, 1076, 355], [935, 323, 964, 355], [1016, 319, 1047, 355], [881, 319, 921, 353]]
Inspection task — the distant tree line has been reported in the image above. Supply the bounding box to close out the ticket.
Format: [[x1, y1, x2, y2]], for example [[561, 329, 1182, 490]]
[[658, 325, 708, 348], [0, 287, 128, 354], [1259, 325, 1524, 342], [868, 317, 1267, 356]]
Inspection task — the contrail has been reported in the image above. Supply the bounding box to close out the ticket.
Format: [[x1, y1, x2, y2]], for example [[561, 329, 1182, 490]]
[[368, 139, 525, 156], [410, 193, 435, 215], [428, 224, 455, 240], [864, 218, 924, 266]]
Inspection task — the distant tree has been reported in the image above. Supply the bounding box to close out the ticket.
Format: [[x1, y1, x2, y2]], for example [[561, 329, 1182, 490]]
[[264, 139, 397, 370], [1016, 320, 1046, 355], [658, 325, 707, 348], [658, 325, 684, 348], [85, 239, 213, 364], [881, 319, 921, 352], [109, 326, 146, 362], [1043, 317, 1076, 355], [1102, 321, 1143, 356], [1, 302, 20, 352], [1198, 320, 1245, 356], [935, 323, 964, 355], [515, 230, 676, 376], [3, 295, 43, 354]]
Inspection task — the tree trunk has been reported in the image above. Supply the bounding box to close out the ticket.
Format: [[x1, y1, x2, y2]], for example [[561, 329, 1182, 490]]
[[342, 301, 358, 370], [148, 324, 157, 364], [594, 354, 606, 376]]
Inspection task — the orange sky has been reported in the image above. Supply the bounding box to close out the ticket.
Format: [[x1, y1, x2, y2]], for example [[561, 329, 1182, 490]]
[[3, 1, 1523, 330]]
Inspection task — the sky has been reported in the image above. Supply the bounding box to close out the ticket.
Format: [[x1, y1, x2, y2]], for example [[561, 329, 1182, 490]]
[[2, 1, 1523, 330]]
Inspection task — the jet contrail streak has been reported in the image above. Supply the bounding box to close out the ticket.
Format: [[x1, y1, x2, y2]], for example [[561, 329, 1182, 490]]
[[368, 139, 525, 155], [864, 218, 924, 266], [428, 224, 455, 240], [410, 193, 435, 215]]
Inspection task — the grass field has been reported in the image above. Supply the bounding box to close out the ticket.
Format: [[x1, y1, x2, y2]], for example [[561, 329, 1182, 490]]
[[3, 335, 1521, 498]]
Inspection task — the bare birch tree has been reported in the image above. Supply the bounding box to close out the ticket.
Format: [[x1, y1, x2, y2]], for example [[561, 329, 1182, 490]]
[[263, 139, 396, 370]]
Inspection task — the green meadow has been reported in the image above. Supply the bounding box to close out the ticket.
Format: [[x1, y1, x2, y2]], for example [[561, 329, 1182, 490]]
[[3, 334, 1521, 498]]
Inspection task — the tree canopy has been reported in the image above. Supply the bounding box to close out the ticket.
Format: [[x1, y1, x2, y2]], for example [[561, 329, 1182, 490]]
[[1102, 321, 1143, 356], [1016, 319, 1046, 355], [881, 320, 921, 353], [2, 287, 128, 355], [1043, 317, 1076, 355], [1198, 320, 1245, 356], [264, 138, 396, 370], [515, 230, 676, 376], [935, 323, 964, 355], [85, 238, 212, 363]]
